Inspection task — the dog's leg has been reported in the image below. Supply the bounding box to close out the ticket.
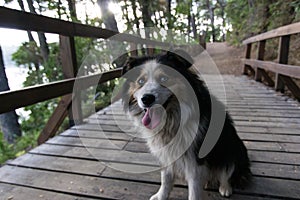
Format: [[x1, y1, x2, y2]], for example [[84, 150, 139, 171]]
[[185, 166, 206, 200], [218, 165, 234, 197], [150, 167, 174, 200]]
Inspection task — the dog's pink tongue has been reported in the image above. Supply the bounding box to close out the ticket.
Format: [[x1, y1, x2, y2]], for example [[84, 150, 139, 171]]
[[142, 107, 161, 129]]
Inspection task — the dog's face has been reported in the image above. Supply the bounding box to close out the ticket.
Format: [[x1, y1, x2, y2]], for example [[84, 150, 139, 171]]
[[121, 50, 194, 130]]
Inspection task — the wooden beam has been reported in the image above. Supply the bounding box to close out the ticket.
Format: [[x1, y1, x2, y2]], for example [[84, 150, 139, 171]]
[[0, 7, 169, 47], [130, 43, 138, 57], [260, 69, 275, 87], [279, 75, 300, 100], [0, 69, 122, 114], [242, 59, 300, 79], [37, 95, 72, 145], [243, 21, 300, 44], [275, 36, 290, 92], [147, 45, 154, 56], [254, 41, 266, 82], [243, 43, 252, 75], [60, 35, 82, 125]]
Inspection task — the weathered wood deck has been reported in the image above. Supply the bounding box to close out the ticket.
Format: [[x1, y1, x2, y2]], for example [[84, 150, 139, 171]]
[[1, 75, 300, 200]]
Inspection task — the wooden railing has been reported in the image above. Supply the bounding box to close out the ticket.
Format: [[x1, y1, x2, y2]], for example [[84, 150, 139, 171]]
[[242, 22, 300, 101], [0, 7, 169, 144]]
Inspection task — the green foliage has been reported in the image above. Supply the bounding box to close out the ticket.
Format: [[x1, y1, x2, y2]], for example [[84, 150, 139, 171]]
[[226, 0, 300, 45], [0, 131, 38, 164]]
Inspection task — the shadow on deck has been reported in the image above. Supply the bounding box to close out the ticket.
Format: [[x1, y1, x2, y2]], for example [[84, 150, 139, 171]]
[[0, 75, 300, 200]]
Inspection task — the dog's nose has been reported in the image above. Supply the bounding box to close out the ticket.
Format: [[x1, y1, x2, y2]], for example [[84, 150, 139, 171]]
[[141, 94, 155, 107]]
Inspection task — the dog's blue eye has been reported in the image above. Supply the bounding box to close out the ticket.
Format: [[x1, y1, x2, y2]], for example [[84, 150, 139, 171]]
[[138, 78, 145, 85], [159, 76, 168, 83]]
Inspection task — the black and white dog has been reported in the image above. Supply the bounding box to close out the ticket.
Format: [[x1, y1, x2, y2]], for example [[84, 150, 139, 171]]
[[121, 50, 251, 200]]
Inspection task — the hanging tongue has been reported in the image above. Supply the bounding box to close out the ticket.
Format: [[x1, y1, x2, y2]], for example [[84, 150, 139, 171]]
[[142, 106, 162, 129]]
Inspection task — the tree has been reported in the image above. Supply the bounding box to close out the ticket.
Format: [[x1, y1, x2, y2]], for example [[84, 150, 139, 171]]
[[0, 46, 22, 144], [26, 0, 50, 62], [97, 0, 119, 32]]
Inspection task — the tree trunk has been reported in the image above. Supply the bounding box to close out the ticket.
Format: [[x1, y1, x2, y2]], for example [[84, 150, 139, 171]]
[[139, 0, 154, 39], [206, 0, 216, 42], [217, 0, 226, 41], [97, 0, 119, 32], [67, 0, 77, 21], [0, 46, 22, 143], [166, 0, 172, 30], [17, 0, 35, 41], [191, 14, 197, 40], [26, 0, 49, 63]]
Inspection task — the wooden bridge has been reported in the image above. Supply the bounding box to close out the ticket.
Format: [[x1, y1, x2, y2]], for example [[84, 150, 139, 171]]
[[1, 7, 300, 200]]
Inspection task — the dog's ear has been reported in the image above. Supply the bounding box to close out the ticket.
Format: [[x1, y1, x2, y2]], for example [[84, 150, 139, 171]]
[[166, 49, 194, 69]]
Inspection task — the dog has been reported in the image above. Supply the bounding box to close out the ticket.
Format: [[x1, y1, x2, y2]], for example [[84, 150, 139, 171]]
[[120, 49, 251, 200]]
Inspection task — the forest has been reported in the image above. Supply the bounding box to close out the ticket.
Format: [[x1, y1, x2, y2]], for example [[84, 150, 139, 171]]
[[0, 0, 300, 164]]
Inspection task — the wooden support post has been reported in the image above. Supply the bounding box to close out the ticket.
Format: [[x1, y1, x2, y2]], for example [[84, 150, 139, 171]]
[[147, 44, 154, 56], [130, 43, 138, 57], [199, 34, 206, 50], [38, 94, 72, 144], [60, 35, 83, 126], [243, 43, 252, 75], [255, 41, 266, 82], [275, 36, 290, 92], [279, 75, 300, 100]]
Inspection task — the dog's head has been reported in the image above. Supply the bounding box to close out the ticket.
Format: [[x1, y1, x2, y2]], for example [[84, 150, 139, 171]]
[[121, 50, 194, 130]]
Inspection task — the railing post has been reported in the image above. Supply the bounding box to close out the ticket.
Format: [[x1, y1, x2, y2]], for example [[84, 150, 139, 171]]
[[275, 36, 290, 92], [130, 43, 138, 57], [243, 43, 252, 75], [255, 40, 266, 81], [59, 35, 83, 126], [147, 44, 154, 56], [199, 34, 206, 50]]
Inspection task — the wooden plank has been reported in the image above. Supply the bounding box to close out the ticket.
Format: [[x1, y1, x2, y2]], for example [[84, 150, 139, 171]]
[[251, 162, 300, 180], [0, 68, 122, 114], [8, 153, 106, 175], [38, 95, 72, 145], [61, 129, 133, 141], [249, 150, 300, 165], [243, 59, 300, 79], [243, 21, 300, 44], [29, 142, 300, 167], [0, 166, 188, 199], [46, 135, 128, 149], [29, 143, 159, 166], [236, 126, 300, 135], [0, 182, 94, 200], [227, 176, 300, 199], [5, 153, 300, 199], [239, 133, 300, 144]]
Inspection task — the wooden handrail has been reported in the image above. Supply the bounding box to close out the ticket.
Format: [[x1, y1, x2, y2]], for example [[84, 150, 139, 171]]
[[243, 59, 300, 79], [243, 22, 300, 44], [0, 6, 171, 143], [0, 69, 122, 114], [242, 22, 300, 101], [0, 6, 169, 47]]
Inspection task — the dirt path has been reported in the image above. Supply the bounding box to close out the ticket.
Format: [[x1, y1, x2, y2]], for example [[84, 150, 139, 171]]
[[206, 42, 245, 75]]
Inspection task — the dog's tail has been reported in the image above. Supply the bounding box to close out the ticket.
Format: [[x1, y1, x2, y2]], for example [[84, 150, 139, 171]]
[[231, 153, 252, 189]]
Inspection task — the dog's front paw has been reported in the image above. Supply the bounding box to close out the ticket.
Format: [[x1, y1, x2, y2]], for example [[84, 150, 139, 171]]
[[149, 192, 167, 200], [219, 185, 232, 197]]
